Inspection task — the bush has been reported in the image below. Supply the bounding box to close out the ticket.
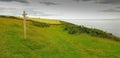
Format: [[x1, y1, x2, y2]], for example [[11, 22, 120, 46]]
[[61, 21, 120, 42], [32, 21, 50, 27]]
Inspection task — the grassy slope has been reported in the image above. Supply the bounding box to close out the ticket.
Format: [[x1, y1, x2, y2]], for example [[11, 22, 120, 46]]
[[0, 17, 120, 58], [28, 18, 61, 24]]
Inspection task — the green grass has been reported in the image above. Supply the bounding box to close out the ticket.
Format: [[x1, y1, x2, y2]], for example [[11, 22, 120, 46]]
[[0, 17, 120, 58], [28, 18, 61, 24]]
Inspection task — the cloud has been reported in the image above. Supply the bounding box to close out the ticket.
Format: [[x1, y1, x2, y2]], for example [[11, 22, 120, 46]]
[[73, 0, 120, 4], [96, 0, 120, 4], [0, 0, 120, 19], [0, 7, 5, 10], [102, 9, 120, 12], [116, 7, 120, 8], [0, 7, 55, 16], [0, 7, 23, 15], [101, 6, 120, 12], [73, 0, 80, 2], [73, 0, 90, 2], [0, 0, 28, 3], [39, 1, 58, 6]]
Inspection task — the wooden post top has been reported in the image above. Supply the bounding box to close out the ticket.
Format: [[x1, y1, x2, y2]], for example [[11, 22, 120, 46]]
[[22, 11, 27, 18]]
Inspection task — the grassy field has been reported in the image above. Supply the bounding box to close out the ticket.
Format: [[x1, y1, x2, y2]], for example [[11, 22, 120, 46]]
[[28, 18, 61, 24], [0, 17, 120, 58]]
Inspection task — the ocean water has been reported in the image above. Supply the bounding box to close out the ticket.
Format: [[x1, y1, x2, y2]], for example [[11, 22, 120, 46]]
[[62, 19, 120, 37]]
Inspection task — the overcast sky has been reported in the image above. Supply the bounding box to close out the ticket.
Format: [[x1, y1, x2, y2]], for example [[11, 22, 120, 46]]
[[0, 0, 120, 19]]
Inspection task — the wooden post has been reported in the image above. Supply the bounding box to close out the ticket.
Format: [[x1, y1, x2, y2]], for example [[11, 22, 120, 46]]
[[22, 11, 27, 39]]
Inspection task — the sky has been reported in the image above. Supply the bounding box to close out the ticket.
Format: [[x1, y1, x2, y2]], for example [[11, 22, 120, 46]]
[[0, 0, 120, 19]]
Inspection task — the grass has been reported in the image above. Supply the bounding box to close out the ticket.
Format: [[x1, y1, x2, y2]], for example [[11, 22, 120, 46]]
[[28, 18, 61, 24], [0, 17, 120, 58]]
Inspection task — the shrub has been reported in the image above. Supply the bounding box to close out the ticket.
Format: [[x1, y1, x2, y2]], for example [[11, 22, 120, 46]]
[[32, 21, 50, 27], [61, 21, 120, 42]]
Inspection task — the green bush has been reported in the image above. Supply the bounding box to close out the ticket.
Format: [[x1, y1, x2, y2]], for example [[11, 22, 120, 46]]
[[61, 21, 120, 42], [32, 21, 50, 27]]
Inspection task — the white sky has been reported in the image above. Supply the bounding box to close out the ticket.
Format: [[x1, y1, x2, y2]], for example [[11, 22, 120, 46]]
[[0, 0, 120, 19]]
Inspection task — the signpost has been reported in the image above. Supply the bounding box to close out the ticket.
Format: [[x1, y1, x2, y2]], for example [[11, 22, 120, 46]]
[[22, 11, 27, 39]]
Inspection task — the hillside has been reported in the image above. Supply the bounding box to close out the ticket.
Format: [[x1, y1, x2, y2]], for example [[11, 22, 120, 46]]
[[0, 16, 120, 58], [28, 18, 61, 24]]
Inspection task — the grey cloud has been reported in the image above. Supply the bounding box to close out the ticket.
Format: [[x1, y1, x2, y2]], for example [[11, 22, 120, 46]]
[[39, 2, 58, 6], [116, 7, 120, 8], [102, 9, 120, 12], [73, 0, 80, 2], [0, 7, 5, 10], [21, 8, 55, 16], [0, 7, 21, 15], [73, 0, 90, 2], [0, 7, 16, 11], [73, 0, 120, 4], [0, 7, 54, 16], [96, 0, 120, 4], [101, 6, 120, 12], [28, 11, 52, 16], [0, 0, 28, 3]]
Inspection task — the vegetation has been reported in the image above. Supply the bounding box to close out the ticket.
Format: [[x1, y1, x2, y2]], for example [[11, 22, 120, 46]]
[[0, 15, 22, 20], [31, 21, 50, 27], [61, 21, 120, 41], [0, 16, 120, 58], [29, 18, 61, 24]]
